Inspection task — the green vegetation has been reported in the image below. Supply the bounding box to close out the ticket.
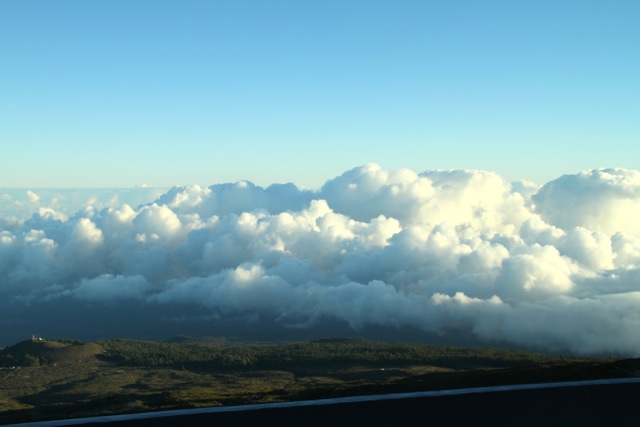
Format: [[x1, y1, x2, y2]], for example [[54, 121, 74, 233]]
[[100, 337, 593, 371], [0, 336, 631, 425]]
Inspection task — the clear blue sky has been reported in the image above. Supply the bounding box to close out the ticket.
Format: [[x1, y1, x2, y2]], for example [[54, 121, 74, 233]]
[[1, 0, 638, 188]]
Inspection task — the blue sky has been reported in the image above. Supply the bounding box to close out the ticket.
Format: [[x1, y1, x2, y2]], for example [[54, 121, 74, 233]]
[[1, 0, 638, 189]]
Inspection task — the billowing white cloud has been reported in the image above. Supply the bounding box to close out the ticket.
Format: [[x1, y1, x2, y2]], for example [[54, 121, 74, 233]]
[[533, 168, 640, 236], [320, 164, 530, 234], [2, 165, 640, 356]]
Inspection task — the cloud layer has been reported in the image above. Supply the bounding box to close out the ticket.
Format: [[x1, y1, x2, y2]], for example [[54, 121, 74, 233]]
[[2, 165, 640, 356]]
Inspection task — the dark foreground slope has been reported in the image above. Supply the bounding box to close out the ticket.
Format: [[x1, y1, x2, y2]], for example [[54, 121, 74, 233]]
[[70, 380, 640, 427], [1, 337, 637, 425]]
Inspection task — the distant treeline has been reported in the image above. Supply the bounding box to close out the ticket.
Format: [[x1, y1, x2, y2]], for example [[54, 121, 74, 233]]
[[99, 337, 596, 371], [0, 352, 45, 367], [0, 337, 602, 370]]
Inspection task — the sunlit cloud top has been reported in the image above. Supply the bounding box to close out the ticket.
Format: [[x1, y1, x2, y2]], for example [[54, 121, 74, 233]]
[[2, 165, 640, 356]]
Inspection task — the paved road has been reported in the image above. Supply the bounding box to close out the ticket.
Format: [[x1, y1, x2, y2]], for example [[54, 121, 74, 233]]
[[8, 379, 640, 427]]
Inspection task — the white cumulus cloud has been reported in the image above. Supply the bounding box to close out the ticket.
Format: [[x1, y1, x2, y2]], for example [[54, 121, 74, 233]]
[[2, 165, 640, 356]]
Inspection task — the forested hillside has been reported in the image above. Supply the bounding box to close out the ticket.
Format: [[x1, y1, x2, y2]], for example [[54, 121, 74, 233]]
[[1, 336, 631, 425]]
